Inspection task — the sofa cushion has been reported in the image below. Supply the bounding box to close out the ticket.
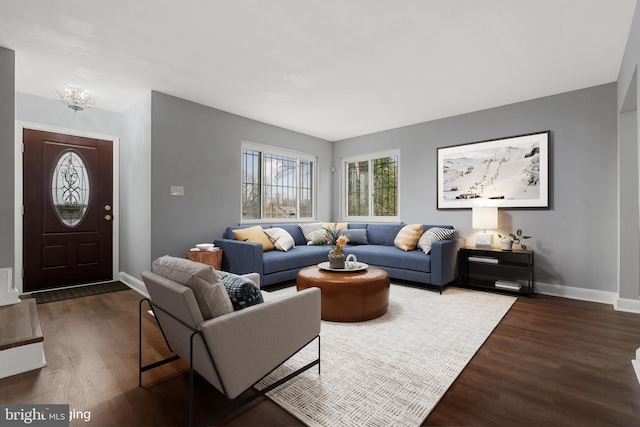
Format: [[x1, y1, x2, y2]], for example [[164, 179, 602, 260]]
[[262, 245, 330, 275], [217, 271, 264, 310], [394, 224, 423, 251], [347, 245, 431, 273], [151, 255, 234, 320], [232, 225, 274, 252], [366, 223, 404, 246], [339, 228, 368, 245], [418, 227, 455, 254], [264, 227, 295, 251]]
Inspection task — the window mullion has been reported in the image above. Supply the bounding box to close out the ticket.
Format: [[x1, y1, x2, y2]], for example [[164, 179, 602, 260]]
[[241, 142, 316, 222], [259, 151, 265, 220], [296, 158, 301, 219], [369, 158, 374, 217], [343, 150, 399, 220]]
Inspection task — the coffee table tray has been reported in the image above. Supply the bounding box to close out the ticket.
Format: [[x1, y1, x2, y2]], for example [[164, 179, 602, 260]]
[[318, 261, 368, 272]]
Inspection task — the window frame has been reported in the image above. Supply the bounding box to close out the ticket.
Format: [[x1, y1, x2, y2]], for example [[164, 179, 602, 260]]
[[240, 141, 318, 223], [341, 149, 401, 222]]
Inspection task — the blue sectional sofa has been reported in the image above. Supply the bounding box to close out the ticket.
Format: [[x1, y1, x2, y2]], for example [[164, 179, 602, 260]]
[[214, 223, 465, 290]]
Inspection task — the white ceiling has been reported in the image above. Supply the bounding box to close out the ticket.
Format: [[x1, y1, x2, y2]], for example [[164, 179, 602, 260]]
[[0, 0, 636, 141]]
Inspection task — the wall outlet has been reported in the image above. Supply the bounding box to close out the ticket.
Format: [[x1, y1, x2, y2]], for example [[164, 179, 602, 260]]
[[170, 186, 184, 196]]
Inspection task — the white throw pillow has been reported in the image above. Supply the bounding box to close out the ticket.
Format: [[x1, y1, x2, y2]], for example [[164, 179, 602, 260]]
[[299, 222, 326, 244], [417, 227, 455, 254], [306, 229, 327, 245], [264, 227, 295, 251]]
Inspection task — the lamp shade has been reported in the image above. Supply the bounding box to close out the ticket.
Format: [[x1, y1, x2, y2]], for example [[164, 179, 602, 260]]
[[472, 207, 498, 230]]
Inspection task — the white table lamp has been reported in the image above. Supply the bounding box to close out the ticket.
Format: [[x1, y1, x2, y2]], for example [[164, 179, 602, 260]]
[[472, 207, 498, 249]]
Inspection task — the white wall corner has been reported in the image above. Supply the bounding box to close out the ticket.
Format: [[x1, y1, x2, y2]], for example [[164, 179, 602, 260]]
[[0, 268, 20, 306], [118, 272, 148, 298], [535, 281, 618, 306], [614, 297, 640, 314], [633, 348, 640, 386]]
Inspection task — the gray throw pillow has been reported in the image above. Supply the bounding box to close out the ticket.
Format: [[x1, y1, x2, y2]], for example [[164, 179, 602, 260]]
[[152, 255, 234, 320], [339, 229, 368, 245], [299, 222, 326, 244]]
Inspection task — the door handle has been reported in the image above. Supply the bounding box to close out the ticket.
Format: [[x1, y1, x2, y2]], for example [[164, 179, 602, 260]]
[[105, 205, 112, 211], [104, 214, 112, 221]]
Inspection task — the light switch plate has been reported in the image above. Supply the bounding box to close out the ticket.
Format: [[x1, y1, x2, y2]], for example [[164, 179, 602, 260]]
[[170, 186, 184, 196]]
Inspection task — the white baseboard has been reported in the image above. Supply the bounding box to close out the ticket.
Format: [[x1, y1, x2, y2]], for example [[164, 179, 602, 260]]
[[118, 272, 148, 298], [535, 281, 618, 305], [536, 282, 640, 314], [614, 297, 640, 314]]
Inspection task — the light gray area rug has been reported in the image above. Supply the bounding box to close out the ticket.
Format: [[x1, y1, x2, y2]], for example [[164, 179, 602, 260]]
[[257, 284, 516, 427]]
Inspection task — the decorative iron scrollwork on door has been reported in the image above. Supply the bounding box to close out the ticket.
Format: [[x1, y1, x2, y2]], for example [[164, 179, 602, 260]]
[[51, 150, 90, 227]]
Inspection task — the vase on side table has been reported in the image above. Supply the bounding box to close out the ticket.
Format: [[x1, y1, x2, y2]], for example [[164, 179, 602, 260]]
[[500, 240, 513, 250], [328, 251, 346, 269]]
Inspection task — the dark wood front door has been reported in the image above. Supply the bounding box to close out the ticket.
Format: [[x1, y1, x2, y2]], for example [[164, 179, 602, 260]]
[[23, 129, 113, 292]]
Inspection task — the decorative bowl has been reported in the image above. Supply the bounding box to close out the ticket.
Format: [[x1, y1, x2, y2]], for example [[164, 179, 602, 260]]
[[196, 243, 214, 251]]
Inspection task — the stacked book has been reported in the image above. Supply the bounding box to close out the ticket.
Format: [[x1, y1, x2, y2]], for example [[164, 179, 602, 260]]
[[494, 280, 521, 291], [468, 255, 499, 264]]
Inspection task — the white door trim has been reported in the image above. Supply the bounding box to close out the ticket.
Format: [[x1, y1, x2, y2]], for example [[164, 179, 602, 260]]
[[14, 121, 120, 295]]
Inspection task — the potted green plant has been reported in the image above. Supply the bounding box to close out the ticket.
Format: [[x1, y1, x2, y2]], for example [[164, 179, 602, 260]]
[[325, 224, 349, 268], [498, 229, 531, 250]]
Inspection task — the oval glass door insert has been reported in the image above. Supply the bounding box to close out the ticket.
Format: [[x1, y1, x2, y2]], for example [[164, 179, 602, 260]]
[[52, 151, 90, 227]]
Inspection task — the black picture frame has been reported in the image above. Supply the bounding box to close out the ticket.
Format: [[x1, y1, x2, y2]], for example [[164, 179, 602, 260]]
[[437, 131, 550, 209]]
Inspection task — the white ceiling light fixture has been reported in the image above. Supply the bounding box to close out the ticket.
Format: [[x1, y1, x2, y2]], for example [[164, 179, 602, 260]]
[[56, 87, 95, 112]]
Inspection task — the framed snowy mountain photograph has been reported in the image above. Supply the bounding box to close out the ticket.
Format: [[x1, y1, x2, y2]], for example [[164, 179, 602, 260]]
[[437, 131, 550, 209]]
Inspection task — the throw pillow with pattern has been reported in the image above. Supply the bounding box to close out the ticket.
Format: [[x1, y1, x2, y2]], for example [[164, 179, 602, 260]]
[[217, 271, 264, 311], [264, 227, 295, 251], [417, 227, 455, 254]]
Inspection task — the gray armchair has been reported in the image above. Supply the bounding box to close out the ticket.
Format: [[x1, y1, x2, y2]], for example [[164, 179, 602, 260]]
[[139, 256, 321, 427]]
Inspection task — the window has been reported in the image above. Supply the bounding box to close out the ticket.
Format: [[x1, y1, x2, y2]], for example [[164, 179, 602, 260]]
[[343, 150, 399, 220], [242, 142, 316, 221]]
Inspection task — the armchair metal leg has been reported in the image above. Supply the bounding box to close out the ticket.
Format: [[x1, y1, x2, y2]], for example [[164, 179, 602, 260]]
[[138, 298, 180, 387], [194, 335, 321, 427]]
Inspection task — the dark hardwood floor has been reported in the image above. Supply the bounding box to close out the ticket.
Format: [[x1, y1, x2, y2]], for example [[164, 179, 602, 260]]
[[2, 287, 639, 427]]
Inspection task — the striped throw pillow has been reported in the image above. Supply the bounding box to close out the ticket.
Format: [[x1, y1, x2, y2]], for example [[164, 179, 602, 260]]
[[417, 227, 455, 254]]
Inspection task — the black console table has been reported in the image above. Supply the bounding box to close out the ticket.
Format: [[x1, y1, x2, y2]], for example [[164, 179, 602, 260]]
[[459, 247, 534, 296]]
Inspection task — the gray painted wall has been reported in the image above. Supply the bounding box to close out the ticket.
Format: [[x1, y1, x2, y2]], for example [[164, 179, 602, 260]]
[[619, 109, 639, 299], [0, 47, 15, 275], [334, 84, 618, 292], [120, 93, 152, 279], [149, 91, 333, 262], [617, 4, 640, 303]]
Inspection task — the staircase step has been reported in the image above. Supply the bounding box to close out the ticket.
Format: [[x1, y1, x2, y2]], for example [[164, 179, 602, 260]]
[[0, 299, 43, 351], [0, 299, 46, 379]]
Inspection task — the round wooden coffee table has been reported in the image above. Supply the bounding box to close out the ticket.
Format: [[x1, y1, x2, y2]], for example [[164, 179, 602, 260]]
[[296, 265, 390, 322]]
